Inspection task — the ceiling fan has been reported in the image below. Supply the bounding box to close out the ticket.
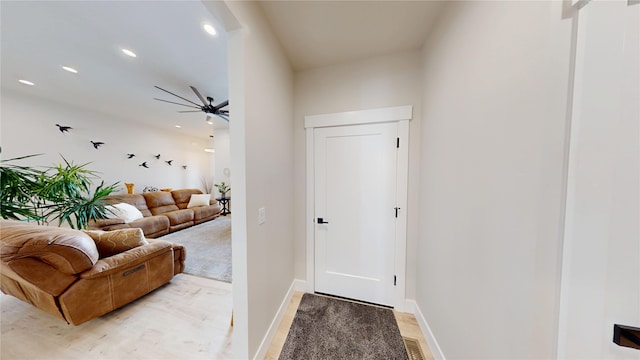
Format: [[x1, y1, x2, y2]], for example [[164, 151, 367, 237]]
[[154, 85, 229, 122]]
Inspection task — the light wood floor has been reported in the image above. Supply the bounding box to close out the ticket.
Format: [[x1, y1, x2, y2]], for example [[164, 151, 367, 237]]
[[1, 274, 233, 360], [2, 276, 432, 360]]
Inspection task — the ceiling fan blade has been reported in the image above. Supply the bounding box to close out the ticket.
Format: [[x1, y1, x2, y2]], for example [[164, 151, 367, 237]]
[[213, 100, 229, 110], [153, 98, 201, 109], [219, 110, 229, 114], [178, 110, 203, 113], [154, 86, 202, 107], [190, 86, 208, 106]]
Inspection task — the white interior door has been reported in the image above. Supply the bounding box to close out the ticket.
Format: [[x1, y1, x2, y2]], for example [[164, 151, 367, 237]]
[[558, 1, 640, 358], [313, 122, 398, 306]]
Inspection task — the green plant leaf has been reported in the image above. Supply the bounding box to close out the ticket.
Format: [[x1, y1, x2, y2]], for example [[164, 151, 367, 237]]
[[1, 153, 119, 229]]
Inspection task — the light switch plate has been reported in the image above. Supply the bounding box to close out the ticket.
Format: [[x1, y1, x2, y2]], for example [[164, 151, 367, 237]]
[[258, 207, 266, 225]]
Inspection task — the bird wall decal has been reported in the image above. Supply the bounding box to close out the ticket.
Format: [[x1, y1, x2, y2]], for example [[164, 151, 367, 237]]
[[154, 154, 161, 159], [55, 124, 73, 133], [182, 165, 187, 169], [139, 162, 149, 168], [165, 160, 173, 166], [90, 141, 104, 149], [127, 153, 136, 159]]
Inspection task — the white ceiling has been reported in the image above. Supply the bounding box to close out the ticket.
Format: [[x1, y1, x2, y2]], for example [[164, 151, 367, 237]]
[[1, 1, 445, 140], [1, 1, 229, 139], [259, 0, 446, 71]]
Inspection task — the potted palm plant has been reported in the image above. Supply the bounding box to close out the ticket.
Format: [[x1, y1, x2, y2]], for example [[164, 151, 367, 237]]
[[1, 154, 120, 229]]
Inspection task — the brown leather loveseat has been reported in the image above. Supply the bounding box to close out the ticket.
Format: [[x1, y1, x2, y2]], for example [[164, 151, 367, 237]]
[[88, 189, 222, 238], [0, 220, 185, 325]]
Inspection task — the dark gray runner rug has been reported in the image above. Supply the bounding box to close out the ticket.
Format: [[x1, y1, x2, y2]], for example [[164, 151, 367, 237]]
[[279, 293, 409, 360], [158, 217, 231, 282]]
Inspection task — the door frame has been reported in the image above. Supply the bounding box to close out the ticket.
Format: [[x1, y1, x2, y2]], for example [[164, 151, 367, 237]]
[[304, 105, 412, 311]]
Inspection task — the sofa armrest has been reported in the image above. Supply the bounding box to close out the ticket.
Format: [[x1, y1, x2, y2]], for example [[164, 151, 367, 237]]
[[87, 218, 126, 230], [148, 239, 186, 275], [79, 241, 172, 279], [171, 244, 186, 274]]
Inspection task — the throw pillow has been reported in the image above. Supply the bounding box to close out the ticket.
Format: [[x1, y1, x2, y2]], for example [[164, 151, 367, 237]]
[[108, 203, 144, 223], [104, 204, 125, 220], [83, 228, 148, 258], [187, 194, 211, 208]]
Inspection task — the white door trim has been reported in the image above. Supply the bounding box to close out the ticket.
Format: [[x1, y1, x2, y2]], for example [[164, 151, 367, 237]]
[[304, 105, 413, 129], [305, 105, 412, 311]]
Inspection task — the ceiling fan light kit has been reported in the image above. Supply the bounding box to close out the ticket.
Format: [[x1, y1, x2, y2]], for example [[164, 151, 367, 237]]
[[154, 85, 229, 123]]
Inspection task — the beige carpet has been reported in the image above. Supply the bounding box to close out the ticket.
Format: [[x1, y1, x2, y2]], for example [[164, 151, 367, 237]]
[[158, 217, 232, 282]]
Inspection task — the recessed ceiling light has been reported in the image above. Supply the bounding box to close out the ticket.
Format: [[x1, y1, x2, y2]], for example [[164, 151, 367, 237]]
[[62, 66, 78, 73], [175, 125, 182, 128], [19, 79, 34, 86], [121, 48, 137, 58], [203, 24, 217, 36], [207, 120, 214, 125], [204, 148, 215, 153]]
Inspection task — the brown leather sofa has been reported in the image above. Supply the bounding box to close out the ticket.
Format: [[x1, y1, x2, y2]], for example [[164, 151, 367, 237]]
[[0, 220, 186, 325], [88, 189, 222, 238]]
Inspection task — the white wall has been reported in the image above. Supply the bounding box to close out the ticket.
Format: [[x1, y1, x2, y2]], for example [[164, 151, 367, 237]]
[[212, 128, 231, 197], [417, 2, 572, 358], [221, 1, 295, 358], [293, 51, 423, 299], [558, 1, 640, 358], [1, 90, 212, 195]]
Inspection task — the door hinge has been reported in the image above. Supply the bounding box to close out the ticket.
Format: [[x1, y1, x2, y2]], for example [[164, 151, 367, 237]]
[[394, 275, 397, 286], [396, 137, 400, 148]]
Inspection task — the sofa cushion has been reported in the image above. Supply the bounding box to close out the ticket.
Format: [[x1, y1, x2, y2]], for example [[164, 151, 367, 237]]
[[187, 194, 211, 208], [105, 203, 144, 223], [143, 191, 179, 215], [172, 189, 204, 209], [162, 209, 195, 226], [104, 194, 152, 217], [90, 218, 125, 228], [0, 220, 98, 275], [127, 216, 170, 238], [83, 228, 148, 258], [192, 204, 222, 222]]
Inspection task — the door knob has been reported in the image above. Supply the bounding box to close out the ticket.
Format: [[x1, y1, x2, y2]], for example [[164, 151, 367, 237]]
[[317, 217, 329, 224]]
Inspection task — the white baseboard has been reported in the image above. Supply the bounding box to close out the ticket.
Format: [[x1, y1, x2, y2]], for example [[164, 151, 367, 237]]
[[292, 278, 306, 292], [253, 279, 306, 360], [404, 299, 417, 313], [405, 299, 446, 360]]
